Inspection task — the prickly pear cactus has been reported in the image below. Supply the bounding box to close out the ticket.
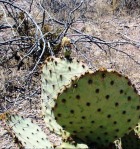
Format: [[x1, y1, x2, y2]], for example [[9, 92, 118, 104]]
[[52, 69, 140, 147], [121, 123, 140, 149], [41, 57, 140, 147], [3, 113, 89, 148], [41, 56, 89, 137], [6, 114, 54, 148]]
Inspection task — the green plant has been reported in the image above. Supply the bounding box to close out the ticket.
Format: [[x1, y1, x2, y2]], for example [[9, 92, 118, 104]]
[[5, 114, 54, 148], [1, 56, 90, 148], [41, 57, 140, 148], [41, 56, 89, 138], [3, 57, 139, 148], [3, 113, 88, 148]]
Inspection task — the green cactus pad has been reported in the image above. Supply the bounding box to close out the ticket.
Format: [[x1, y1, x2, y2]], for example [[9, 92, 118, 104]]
[[121, 123, 140, 149], [6, 114, 53, 148], [41, 56, 89, 136], [52, 70, 140, 147], [41, 56, 89, 108]]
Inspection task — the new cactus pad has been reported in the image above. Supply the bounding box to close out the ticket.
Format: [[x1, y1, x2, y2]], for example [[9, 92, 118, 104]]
[[6, 114, 54, 148]]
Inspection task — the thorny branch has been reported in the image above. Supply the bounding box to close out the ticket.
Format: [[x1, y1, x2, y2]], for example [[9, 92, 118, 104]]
[[0, 0, 47, 75]]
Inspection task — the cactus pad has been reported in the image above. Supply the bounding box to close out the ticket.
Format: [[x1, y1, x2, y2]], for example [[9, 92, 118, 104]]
[[52, 70, 140, 147], [41, 56, 89, 108], [41, 56, 89, 136], [6, 114, 53, 148]]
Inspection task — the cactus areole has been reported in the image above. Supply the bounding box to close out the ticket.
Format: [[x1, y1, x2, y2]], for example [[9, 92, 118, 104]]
[[41, 57, 140, 147]]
